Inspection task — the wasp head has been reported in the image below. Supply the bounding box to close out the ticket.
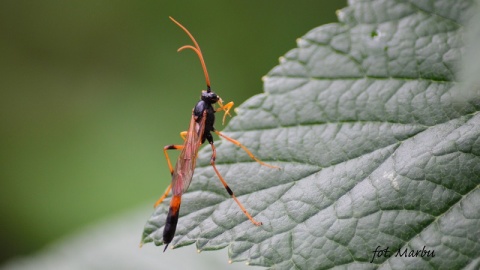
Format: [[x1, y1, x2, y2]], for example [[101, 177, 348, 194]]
[[201, 90, 219, 104]]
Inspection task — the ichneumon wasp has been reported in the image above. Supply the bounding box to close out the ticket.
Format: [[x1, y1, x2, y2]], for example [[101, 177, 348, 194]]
[[154, 17, 278, 252]]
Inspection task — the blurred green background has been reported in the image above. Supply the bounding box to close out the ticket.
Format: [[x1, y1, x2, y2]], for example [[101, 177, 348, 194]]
[[0, 0, 344, 264]]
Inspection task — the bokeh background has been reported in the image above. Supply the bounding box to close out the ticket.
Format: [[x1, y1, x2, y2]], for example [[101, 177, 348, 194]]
[[0, 0, 345, 266]]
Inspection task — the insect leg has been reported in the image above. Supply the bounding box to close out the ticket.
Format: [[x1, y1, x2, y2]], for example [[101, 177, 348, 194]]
[[216, 100, 234, 125], [154, 184, 171, 208], [163, 144, 184, 175], [153, 144, 184, 208], [179, 131, 187, 141], [214, 131, 279, 169], [209, 142, 262, 226]]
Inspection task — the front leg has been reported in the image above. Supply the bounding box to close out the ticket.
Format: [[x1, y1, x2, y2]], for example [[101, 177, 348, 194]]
[[216, 99, 234, 125]]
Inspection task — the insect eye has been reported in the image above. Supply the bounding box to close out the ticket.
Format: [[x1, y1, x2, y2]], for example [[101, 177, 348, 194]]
[[211, 95, 220, 103]]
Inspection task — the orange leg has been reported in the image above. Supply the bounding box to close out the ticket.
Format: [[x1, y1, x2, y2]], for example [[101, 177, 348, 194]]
[[154, 184, 172, 208], [180, 131, 187, 141], [214, 131, 279, 169], [209, 142, 262, 226], [163, 144, 184, 175], [216, 100, 234, 125], [153, 144, 184, 208]]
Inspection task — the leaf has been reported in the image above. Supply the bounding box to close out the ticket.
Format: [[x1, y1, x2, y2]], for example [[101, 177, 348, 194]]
[[142, 0, 480, 269]]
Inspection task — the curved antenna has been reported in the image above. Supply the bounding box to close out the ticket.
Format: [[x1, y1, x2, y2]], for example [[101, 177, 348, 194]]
[[169, 16, 211, 92]]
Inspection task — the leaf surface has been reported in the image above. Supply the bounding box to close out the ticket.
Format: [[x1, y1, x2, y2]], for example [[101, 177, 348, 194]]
[[143, 0, 480, 269]]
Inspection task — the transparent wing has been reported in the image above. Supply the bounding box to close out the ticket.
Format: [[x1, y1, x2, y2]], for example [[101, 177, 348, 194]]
[[170, 111, 206, 196]]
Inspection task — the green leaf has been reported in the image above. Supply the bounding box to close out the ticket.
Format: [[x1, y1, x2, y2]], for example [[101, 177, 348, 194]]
[[142, 0, 480, 269]]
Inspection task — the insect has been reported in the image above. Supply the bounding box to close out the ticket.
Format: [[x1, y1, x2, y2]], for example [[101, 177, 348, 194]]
[[154, 17, 277, 252]]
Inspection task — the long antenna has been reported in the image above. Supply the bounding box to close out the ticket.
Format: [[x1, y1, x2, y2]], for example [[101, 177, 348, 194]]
[[169, 16, 211, 92]]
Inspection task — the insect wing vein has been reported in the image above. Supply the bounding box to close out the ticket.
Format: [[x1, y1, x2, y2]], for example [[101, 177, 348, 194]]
[[171, 113, 206, 195]]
